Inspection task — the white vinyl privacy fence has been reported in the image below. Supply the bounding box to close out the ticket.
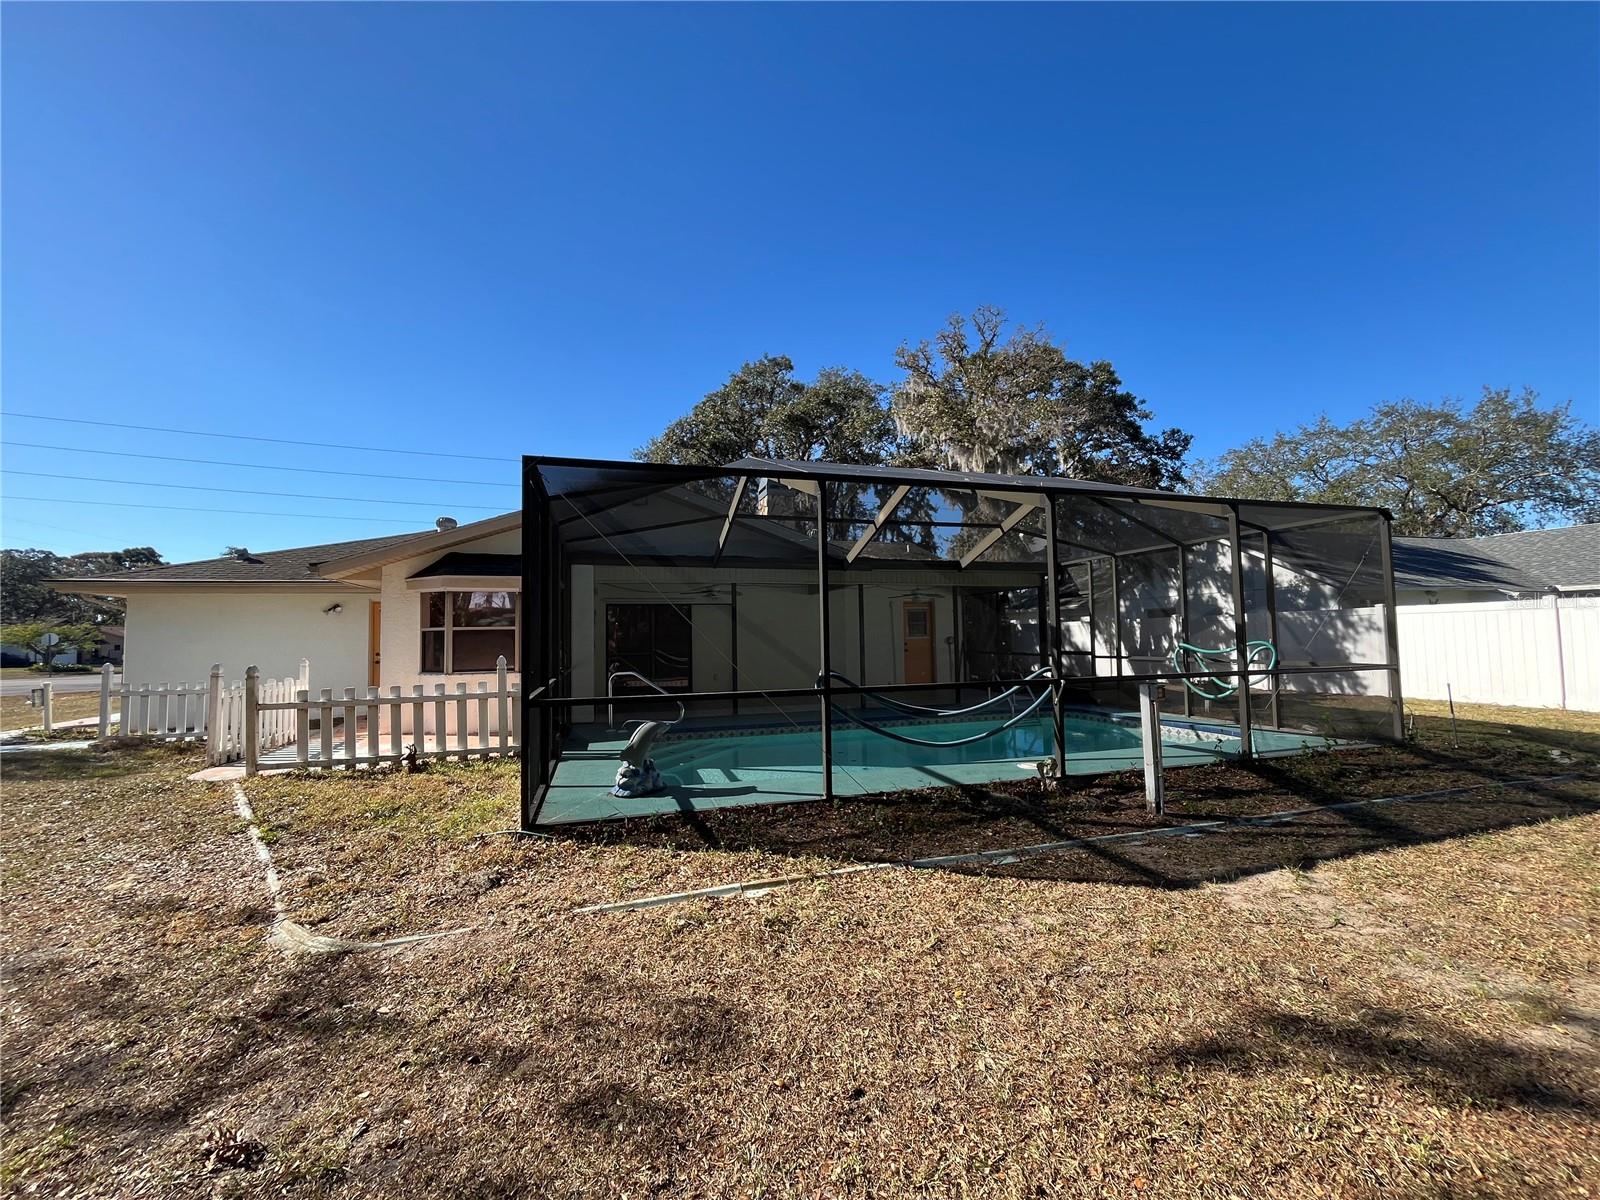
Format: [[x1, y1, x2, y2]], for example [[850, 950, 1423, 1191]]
[[1397, 596, 1598, 712]]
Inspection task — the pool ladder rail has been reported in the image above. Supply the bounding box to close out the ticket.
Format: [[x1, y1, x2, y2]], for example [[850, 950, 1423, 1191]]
[[606, 669, 687, 732]]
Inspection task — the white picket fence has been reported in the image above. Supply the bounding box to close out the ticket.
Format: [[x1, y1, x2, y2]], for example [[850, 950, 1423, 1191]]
[[208, 666, 306, 766], [96, 662, 216, 743], [244, 655, 519, 775], [85, 656, 519, 772], [89, 660, 310, 764], [1398, 596, 1599, 712]]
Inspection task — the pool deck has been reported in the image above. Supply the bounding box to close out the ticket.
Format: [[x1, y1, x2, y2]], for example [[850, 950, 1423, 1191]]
[[535, 710, 1333, 826]]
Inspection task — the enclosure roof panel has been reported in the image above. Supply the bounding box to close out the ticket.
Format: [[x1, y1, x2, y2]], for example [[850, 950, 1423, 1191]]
[[727, 457, 1178, 500], [527, 454, 1391, 532]]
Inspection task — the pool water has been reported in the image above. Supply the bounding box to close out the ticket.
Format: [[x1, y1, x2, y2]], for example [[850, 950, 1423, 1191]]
[[535, 709, 1329, 826], [658, 714, 1158, 774]]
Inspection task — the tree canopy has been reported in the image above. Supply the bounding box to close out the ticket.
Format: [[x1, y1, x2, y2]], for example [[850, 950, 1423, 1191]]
[[0, 547, 163, 625], [890, 307, 1191, 488], [1195, 387, 1600, 537], [637, 314, 1189, 495], [0, 621, 102, 667], [637, 355, 903, 467]]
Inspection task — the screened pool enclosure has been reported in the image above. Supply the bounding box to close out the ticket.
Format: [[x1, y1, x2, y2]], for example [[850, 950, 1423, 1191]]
[[519, 457, 1403, 828]]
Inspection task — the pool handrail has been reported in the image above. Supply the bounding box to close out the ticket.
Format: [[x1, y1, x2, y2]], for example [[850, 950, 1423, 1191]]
[[607, 669, 687, 730]]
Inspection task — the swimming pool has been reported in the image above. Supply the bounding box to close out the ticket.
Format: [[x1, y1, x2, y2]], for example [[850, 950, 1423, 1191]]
[[535, 709, 1338, 825]]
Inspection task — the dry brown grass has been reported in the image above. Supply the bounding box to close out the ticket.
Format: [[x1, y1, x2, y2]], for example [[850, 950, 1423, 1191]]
[[2, 703, 1597, 1198], [0, 689, 104, 730], [1406, 697, 1600, 740]]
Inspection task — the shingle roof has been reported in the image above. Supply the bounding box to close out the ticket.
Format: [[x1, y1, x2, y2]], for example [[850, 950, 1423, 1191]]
[[1392, 524, 1598, 593], [49, 530, 431, 589], [1468, 524, 1600, 589], [1390, 539, 1543, 592]]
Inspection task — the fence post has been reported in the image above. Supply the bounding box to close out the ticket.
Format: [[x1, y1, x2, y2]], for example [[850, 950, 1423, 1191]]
[[496, 656, 510, 753], [40, 682, 53, 732], [319, 689, 335, 766], [244, 666, 260, 777], [206, 664, 223, 738], [295, 689, 310, 768], [299, 657, 311, 692], [99, 663, 113, 739], [204, 668, 224, 761], [1138, 682, 1164, 814]]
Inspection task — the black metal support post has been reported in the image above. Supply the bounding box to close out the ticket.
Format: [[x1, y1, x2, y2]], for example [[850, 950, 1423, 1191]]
[[1226, 504, 1255, 759], [520, 460, 549, 830], [1109, 556, 1123, 676], [816, 490, 835, 801], [730, 582, 739, 717], [1086, 559, 1098, 674], [1376, 514, 1405, 741], [1261, 532, 1281, 730], [1042, 494, 1067, 778], [857, 584, 867, 711], [1176, 546, 1192, 719]]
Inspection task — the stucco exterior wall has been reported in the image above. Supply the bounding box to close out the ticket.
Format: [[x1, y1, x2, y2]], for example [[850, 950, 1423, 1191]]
[[373, 528, 522, 735], [121, 590, 373, 689]]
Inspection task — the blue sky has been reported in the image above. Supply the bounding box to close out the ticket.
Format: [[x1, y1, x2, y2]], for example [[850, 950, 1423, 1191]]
[[3, 2, 1596, 564]]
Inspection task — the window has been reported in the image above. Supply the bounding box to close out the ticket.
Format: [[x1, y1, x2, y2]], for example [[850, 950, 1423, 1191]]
[[421, 590, 518, 673], [605, 603, 692, 693]]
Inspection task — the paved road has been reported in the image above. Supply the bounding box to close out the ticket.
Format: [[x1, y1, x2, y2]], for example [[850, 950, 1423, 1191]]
[[0, 675, 105, 697]]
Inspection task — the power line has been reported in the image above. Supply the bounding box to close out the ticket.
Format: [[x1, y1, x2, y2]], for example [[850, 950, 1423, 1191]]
[[0, 411, 520, 463], [3, 495, 426, 524], [4, 469, 508, 510], [1, 440, 519, 488]]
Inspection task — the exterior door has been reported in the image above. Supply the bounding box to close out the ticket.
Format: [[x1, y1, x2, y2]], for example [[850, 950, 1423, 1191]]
[[368, 601, 382, 686], [902, 601, 935, 684]]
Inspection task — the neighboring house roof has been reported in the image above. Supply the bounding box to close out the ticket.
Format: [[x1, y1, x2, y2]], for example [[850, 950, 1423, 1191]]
[[48, 530, 431, 593], [1465, 523, 1600, 590], [1392, 524, 1598, 593], [1390, 539, 1544, 593]]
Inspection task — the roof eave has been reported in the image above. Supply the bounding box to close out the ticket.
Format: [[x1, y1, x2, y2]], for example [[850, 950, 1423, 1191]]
[[314, 511, 521, 578], [47, 578, 379, 596]]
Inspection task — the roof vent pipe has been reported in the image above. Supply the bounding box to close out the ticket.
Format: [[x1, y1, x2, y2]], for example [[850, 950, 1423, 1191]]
[[436, 517, 458, 532]]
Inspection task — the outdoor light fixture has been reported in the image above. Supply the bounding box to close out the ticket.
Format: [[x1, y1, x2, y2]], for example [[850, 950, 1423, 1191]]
[[324, 603, 344, 615]]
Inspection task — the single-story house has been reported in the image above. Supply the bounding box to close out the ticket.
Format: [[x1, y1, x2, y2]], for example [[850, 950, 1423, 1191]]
[[49, 516, 521, 714]]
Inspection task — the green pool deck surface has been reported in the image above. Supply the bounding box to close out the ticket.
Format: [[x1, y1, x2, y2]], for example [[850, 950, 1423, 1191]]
[[534, 709, 1342, 825]]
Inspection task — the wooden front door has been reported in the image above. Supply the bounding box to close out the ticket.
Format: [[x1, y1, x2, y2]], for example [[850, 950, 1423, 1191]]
[[902, 601, 935, 684], [368, 601, 382, 686]]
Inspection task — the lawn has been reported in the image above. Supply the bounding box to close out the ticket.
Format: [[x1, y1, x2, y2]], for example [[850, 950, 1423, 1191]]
[[1, 704, 1596, 1197], [0, 689, 106, 731]]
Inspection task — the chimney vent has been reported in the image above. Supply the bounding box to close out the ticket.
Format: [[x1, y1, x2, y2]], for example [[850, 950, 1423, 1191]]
[[436, 516, 458, 532]]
